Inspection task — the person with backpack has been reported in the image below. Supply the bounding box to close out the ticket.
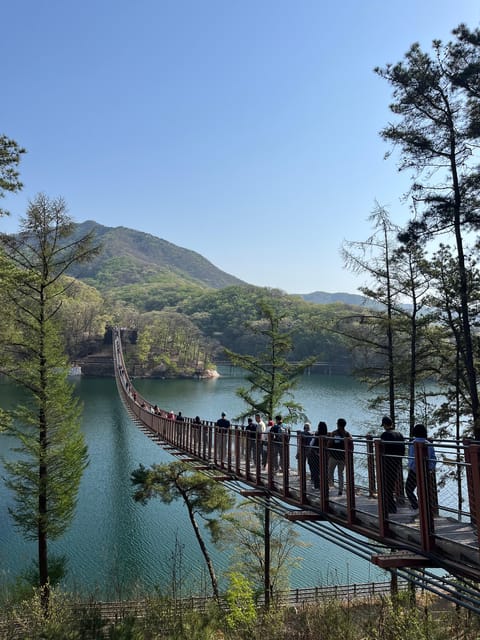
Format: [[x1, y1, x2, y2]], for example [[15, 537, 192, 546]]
[[380, 415, 406, 514], [245, 417, 258, 463], [406, 423, 436, 512], [270, 414, 286, 472], [309, 421, 328, 489], [327, 418, 351, 496]]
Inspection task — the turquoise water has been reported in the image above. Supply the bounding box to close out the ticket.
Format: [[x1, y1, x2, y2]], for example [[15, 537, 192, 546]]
[[0, 373, 388, 597]]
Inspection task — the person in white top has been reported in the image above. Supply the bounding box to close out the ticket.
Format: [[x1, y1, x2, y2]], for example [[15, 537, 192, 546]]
[[255, 413, 267, 468]]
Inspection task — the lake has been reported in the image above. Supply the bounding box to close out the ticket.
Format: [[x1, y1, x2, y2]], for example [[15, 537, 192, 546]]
[[0, 371, 389, 598]]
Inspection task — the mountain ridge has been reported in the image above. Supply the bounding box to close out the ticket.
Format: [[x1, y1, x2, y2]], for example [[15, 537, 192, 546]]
[[68, 220, 247, 290], [68, 220, 360, 303]]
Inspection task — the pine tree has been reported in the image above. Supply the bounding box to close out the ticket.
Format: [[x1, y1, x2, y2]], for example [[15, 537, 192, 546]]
[[375, 29, 480, 438], [0, 134, 25, 214], [0, 193, 100, 611], [224, 299, 314, 423], [131, 461, 235, 601]]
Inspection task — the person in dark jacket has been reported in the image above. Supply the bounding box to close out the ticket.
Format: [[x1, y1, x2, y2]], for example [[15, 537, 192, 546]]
[[216, 412, 231, 461], [380, 415, 405, 514], [327, 418, 351, 496], [406, 423, 436, 511], [270, 415, 286, 472], [309, 421, 328, 489]]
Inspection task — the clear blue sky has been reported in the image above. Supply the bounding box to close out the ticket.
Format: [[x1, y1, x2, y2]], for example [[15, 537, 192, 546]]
[[2, 1, 479, 294]]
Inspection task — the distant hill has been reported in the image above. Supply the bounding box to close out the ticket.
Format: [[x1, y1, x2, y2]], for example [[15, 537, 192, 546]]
[[300, 291, 369, 306], [67, 221, 247, 290]]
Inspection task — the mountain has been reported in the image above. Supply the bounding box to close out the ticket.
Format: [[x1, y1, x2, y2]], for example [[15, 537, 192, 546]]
[[68, 221, 247, 290], [67, 221, 367, 306]]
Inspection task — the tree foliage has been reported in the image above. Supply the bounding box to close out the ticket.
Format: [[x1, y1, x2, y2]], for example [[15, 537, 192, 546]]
[[131, 461, 235, 601], [376, 26, 480, 437], [341, 205, 439, 433], [0, 193, 100, 609], [224, 299, 314, 422], [0, 134, 25, 214]]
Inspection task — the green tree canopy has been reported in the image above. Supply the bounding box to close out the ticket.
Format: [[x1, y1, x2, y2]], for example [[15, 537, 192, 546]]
[[225, 299, 314, 423], [131, 461, 235, 601], [0, 193, 100, 611]]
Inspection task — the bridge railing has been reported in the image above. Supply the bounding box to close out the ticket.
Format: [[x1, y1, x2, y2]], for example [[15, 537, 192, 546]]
[[113, 329, 480, 557]]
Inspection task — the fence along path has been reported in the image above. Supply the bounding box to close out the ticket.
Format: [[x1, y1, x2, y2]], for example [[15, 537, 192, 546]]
[[112, 328, 480, 609]]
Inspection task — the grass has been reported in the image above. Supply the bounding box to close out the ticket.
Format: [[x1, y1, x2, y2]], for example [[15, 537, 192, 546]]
[[0, 587, 479, 640]]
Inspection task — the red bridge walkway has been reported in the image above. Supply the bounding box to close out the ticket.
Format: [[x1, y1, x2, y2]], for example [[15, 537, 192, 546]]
[[112, 328, 480, 612]]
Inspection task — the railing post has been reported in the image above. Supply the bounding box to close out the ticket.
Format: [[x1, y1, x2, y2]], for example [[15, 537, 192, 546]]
[[464, 439, 480, 544], [297, 432, 308, 505], [206, 424, 212, 461], [214, 427, 220, 466], [234, 427, 241, 475], [255, 432, 262, 483], [281, 433, 290, 496], [374, 439, 390, 538], [345, 438, 355, 524], [366, 434, 376, 497], [319, 436, 329, 512], [267, 433, 275, 490]]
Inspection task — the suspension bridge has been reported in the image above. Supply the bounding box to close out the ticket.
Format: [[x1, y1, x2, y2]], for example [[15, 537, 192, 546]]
[[112, 327, 480, 612]]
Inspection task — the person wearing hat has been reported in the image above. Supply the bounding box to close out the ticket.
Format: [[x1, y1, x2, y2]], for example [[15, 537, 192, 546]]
[[270, 415, 289, 472], [245, 417, 258, 463]]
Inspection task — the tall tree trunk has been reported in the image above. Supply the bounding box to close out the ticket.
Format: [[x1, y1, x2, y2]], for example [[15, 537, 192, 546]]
[[451, 147, 480, 439], [184, 498, 220, 601]]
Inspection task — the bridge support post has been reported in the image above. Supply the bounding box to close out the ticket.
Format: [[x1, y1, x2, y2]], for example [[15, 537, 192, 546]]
[[415, 441, 435, 553], [374, 439, 390, 538], [464, 440, 480, 543], [297, 432, 308, 505], [366, 434, 376, 497], [319, 437, 329, 512], [345, 438, 356, 524]]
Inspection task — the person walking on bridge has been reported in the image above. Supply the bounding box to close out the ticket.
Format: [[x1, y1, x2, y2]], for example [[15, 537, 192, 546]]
[[297, 422, 312, 481], [406, 423, 436, 512], [327, 418, 351, 496], [380, 416, 405, 514], [254, 413, 267, 468], [309, 421, 328, 489], [270, 415, 287, 472], [216, 411, 231, 462]]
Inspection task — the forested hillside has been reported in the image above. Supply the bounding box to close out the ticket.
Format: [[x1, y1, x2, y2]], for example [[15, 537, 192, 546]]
[[67, 221, 246, 291], [58, 221, 359, 376]]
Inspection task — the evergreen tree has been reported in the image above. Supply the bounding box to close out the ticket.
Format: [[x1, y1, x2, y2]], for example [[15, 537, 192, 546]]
[[341, 205, 438, 433], [131, 461, 235, 601], [426, 245, 480, 435], [375, 29, 480, 438], [0, 134, 25, 214], [341, 205, 400, 423], [0, 193, 100, 611], [224, 299, 314, 423]]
